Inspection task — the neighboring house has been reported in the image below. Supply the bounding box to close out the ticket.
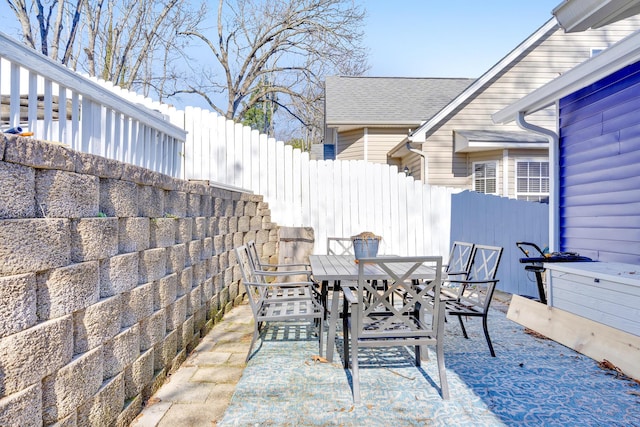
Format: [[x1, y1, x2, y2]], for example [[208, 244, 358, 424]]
[[388, 16, 640, 201], [323, 76, 473, 164]]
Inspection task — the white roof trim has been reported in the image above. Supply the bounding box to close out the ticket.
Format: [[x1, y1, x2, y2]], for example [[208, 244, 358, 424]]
[[492, 28, 640, 124], [408, 19, 558, 142], [553, 0, 640, 32]]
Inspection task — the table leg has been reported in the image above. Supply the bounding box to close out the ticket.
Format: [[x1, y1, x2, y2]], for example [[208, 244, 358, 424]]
[[326, 280, 341, 362]]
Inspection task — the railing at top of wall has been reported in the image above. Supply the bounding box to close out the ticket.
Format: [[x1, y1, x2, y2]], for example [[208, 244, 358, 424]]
[[0, 31, 186, 178]]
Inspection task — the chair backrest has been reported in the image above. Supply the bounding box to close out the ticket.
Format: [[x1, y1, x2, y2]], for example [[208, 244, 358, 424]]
[[246, 240, 262, 270], [353, 256, 443, 340], [327, 237, 353, 255], [235, 245, 266, 314], [461, 244, 503, 311], [446, 241, 475, 277]]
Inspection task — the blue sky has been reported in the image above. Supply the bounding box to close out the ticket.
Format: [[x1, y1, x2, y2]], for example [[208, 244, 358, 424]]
[[364, 0, 561, 78]]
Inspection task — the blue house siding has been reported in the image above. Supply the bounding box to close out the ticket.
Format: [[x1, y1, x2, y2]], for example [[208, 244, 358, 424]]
[[558, 60, 640, 263]]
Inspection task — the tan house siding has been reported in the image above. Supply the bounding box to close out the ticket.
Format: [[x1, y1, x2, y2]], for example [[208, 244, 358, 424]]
[[337, 127, 409, 164], [418, 17, 640, 193], [336, 129, 364, 161]]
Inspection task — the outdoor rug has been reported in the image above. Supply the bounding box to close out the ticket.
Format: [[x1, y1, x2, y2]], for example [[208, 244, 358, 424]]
[[218, 308, 640, 426]]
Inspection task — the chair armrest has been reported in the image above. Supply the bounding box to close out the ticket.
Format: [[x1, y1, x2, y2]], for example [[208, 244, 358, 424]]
[[342, 286, 358, 304], [252, 269, 313, 278], [258, 262, 311, 270], [447, 279, 499, 285]]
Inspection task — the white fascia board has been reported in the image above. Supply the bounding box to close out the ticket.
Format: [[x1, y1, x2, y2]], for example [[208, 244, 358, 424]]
[[553, 0, 640, 32], [409, 19, 558, 142], [492, 28, 640, 124]]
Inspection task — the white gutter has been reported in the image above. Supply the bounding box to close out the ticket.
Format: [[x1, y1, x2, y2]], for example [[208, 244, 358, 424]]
[[553, 0, 640, 32], [405, 141, 428, 183], [493, 28, 640, 124], [515, 112, 560, 251]]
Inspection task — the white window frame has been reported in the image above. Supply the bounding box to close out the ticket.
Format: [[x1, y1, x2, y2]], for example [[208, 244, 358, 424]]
[[515, 158, 549, 202], [472, 161, 498, 195]]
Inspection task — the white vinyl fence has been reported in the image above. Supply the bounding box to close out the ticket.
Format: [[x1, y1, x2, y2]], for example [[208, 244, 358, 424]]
[[182, 106, 460, 257]]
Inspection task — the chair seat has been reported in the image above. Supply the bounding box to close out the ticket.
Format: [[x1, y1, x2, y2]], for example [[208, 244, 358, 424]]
[[257, 298, 323, 320]]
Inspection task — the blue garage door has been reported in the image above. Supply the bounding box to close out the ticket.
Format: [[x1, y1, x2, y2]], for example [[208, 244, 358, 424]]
[[559, 60, 640, 263]]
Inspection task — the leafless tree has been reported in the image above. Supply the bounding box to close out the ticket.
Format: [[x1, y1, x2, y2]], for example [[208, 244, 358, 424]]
[[176, 0, 369, 143], [5, 0, 203, 98]]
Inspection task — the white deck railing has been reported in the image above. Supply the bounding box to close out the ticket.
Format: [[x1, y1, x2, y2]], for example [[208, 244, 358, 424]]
[[0, 31, 186, 177]]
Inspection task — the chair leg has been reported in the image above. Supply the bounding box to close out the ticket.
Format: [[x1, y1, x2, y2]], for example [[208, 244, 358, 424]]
[[436, 301, 449, 399], [317, 315, 324, 357], [343, 296, 350, 368], [482, 315, 496, 357], [457, 315, 469, 339], [350, 320, 360, 404]]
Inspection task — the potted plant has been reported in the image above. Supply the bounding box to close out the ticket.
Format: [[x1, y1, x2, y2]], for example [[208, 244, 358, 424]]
[[351, 231, 382, 261]]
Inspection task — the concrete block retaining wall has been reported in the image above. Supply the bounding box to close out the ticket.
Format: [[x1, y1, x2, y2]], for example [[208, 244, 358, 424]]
[[0, 135, 282, 426]]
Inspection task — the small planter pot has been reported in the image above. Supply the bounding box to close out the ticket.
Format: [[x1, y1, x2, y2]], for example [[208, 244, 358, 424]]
[[352, 238, 380, 260]]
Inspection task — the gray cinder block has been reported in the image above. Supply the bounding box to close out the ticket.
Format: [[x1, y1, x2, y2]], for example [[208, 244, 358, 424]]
[[74, 295, 122, 354], [0, 315, 73, 396], [165, 296, 187, 333], [150, 218, 177, 248], [137, 185, 164, 218], [99, 179, 137, 218], [36, 261, 100, 320], [71, 218, 118, 262], [121, 283, 153, 328], [176, 218, 193, 244], [0, 384, 42, 427], [165, 191, 186, 218], [186, 193, 201, 217], [154, 273, 177, 310], [102, 324, 140, 380], [118, 217, 150, 253], [177, 267, 193, 297], [139, 310, 166, 352], [3, 136, 74, 171], [124, 348, 154, 400], [36, 169, 99, 218], [188, 286, 202, 316], [138, 248, 166, 284], [42, 347, 103, 424], [76, 374, 124, 427], [100, 252, 139, 297], [165, 243, 186, 274], [194, 217, 207, 239], [154, 330, 178, 371], [0, 273, 37, 338], [187, 240, 203, 266], [0, 161, 35, 219], [0, 218, 70, 276]]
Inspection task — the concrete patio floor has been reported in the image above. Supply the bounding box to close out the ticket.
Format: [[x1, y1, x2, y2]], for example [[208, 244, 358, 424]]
[[131, 297, 640, 426]]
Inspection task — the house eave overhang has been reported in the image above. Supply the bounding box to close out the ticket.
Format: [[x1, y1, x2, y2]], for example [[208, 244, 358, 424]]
[[408, 19, 558, 141], [553, 0, 640, 33], [455, 142, 549, 153], [492, 28, 640, 124]]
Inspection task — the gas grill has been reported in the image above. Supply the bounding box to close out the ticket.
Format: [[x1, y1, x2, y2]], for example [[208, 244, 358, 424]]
[[516, 241, 592, 304]]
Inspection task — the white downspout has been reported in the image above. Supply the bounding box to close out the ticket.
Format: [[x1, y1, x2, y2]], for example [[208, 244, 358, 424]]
[[515, 111, 559, 252], [406, 141, 428, 183]]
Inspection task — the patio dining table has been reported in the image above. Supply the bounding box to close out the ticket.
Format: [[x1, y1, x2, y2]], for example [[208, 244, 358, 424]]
[[309, 254, 437, 362]]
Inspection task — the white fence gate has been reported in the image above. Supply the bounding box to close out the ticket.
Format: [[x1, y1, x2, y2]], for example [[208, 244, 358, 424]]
[[450, 191, 550, 297]]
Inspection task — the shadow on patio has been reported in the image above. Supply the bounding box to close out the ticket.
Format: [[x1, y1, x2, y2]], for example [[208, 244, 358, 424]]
[[217, 298, 640, 426]]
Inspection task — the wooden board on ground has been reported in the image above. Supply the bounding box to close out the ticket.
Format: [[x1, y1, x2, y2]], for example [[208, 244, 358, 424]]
[[507, 294, 640, 381]]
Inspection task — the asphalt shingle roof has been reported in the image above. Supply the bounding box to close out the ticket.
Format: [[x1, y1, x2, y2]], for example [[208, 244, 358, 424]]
[[325, 76, 474, 126]]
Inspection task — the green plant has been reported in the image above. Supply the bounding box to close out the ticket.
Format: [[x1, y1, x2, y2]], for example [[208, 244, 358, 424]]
[[97, 212, 107, 218]]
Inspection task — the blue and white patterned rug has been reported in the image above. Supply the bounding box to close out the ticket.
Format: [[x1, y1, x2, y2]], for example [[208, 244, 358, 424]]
[[218, 309, 640, 426]]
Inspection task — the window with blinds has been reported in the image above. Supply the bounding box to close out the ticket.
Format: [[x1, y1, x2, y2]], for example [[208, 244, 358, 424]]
[[516, 160, 549, 203], [473, 162, 497, 195]]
